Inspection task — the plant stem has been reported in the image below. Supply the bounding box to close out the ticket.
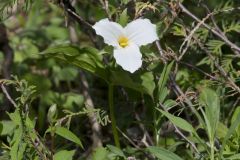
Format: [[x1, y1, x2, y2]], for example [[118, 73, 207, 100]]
[[153, 104, 159, 146], [210, 141, 214, 160], [50, 125, 55, 160], [108, 84, 120, 148]]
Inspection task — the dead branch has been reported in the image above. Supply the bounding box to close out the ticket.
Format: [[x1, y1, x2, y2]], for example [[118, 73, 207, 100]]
[[67, 2, 103, 151], [178, 3, 240, 56]]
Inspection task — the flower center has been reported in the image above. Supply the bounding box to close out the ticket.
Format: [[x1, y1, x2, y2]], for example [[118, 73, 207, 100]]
[[118, 36, 129, 48]]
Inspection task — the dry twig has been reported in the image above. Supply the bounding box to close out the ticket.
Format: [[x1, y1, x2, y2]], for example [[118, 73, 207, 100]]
[[67, 4, 103, 150], [192, 36, 240, 94], [178, 3, 240, 56], [1, 84, 17, 108]]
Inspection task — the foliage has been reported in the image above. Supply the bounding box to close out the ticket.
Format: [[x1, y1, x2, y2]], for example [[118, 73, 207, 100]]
[[0, 0, 240, 160]]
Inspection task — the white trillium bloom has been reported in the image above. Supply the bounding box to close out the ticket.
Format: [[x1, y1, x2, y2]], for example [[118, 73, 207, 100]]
[[93, 18, 158, 73]]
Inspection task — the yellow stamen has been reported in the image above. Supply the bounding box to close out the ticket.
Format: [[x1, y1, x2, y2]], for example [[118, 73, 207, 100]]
[[118, 36, 129, 48]]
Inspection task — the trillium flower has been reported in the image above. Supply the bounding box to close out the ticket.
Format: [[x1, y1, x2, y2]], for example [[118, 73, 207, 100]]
[[93, 18, 158, 73]]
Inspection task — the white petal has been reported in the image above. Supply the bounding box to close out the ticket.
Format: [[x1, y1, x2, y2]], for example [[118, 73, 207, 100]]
[[93, 18, 124, 47], [125, 19, 158, 46], [113, 44, 142, 73]]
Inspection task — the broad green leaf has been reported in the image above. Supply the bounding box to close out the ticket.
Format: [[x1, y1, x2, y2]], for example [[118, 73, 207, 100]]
[[199, 88, 220, 141], [106, 145, 125, 158], [157, 62, 174, 102], [42, 45, 155, 96], [139, 72, 156, 96], [110, 70, 155, 96], [163, 99, 177, 109], [41, 45, 108, 81], [10, 128, 26, 160], [62, 93, 84, 109], [219, 108, 240, 159], [8, 110, 35, 129], [147, 146, 183, 160], [216, 122, 228, 138], [8, 111, 21, 126], [119, 9, 128, 26], [53, 150, 75, 160], [157, 109, 194, 133], [0, 121, 16, 136], [231, 106, 240, 136], [159, 87, 169, 103], [55, 127, 83, 148], [225, 153, 240, 160], [92, 147, 109, 160]]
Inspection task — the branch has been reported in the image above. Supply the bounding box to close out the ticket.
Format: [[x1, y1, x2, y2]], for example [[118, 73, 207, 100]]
[[155, 40, 167, 64], [1, 84, 17, 108], [80, 71, 103, 148], [65, 8, 92, 28], [178, 12, 212, 60], [135, 113, 154, 146], [67, 7, 103, 150], [178, 3, 240, 56], [0, 24, 14, 111], [193, 36, 240, 94], [59, 0, 101, 49], [158, 102, 200, 154], [99, 0, 111, 20], [177, 61, 220, 81]]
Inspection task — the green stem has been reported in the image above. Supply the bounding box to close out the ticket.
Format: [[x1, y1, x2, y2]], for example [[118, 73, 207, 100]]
[[153, 100, 159, 146], [153, 105, 158, 145], [210, 141, 214, 160], [108, 84, 120, 148]]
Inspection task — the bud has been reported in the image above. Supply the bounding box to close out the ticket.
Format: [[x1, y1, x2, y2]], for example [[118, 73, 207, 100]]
[[47, 104, 57, 123]]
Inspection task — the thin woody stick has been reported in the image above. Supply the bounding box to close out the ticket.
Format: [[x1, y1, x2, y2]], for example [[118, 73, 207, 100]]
[[179, 3, 240, 56]]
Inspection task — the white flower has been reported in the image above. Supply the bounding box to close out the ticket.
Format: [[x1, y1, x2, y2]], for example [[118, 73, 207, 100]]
[[93, 18, 158, 73]]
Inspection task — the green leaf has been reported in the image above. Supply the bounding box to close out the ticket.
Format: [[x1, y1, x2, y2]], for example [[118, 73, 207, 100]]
[[92, 147, 109, 160], [206, 40, 225, 55], [199, 88, 220, 141], [157, 62, 174, 102], [231, 106, 240, 135], [106, 145, 125, 158], [53, 150, 75, 160], [41, 45, 108, 81], [0, 121, 16, 136], [225, 153, 240, 160], [219, 108, 240, 159], [8, 110, 35, 129], [139, 72, 156, 96], [118, 9, 128, 26], [147, 146, 183, 160], [8, 111, 21, 126], [42, 45, 155, 96], [62, 93, 84, 109], [223, 21, 240, 33], [110, 70, 155, 96], [216, 122, 228, 139], [163, 99, 177, 109], [10, 128, 26, 160], [55, 127, 83, 148], [157, 109, 195, 133], [159, 87, 169, 103]]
